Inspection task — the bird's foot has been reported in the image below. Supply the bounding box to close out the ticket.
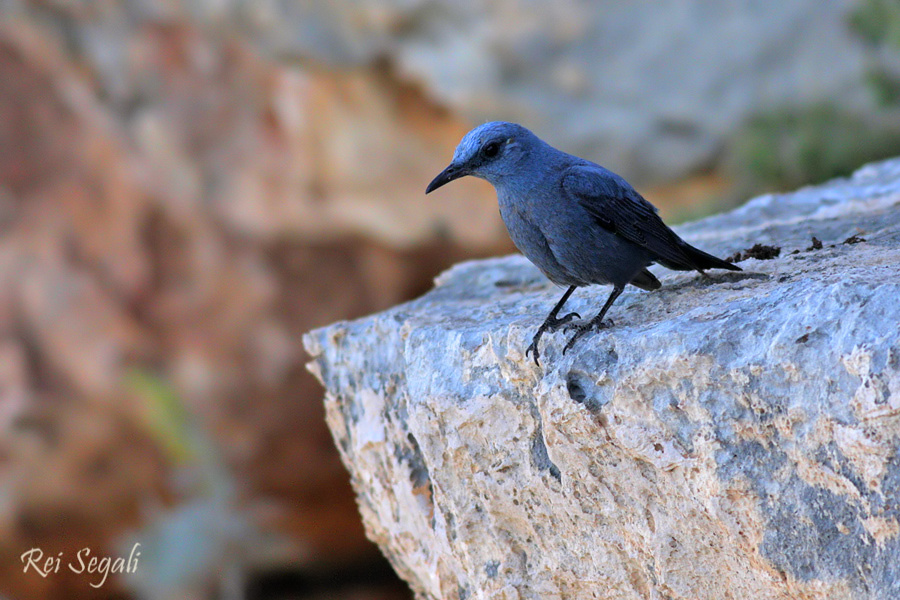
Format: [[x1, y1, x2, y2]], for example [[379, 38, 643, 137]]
[[564, 318, 613, 334], [524, 312, 581, 366], [562, 319, 614, 354], [549, 311, 581, 330], [525, 336, 542, 365], [562, 325, 591, 355]]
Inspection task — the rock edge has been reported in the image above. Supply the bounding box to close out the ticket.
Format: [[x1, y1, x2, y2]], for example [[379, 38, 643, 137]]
[[305, 159, 900, 600]]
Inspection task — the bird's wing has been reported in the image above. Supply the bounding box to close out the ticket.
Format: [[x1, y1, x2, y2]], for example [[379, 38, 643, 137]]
[[560, 164, 693, 268]]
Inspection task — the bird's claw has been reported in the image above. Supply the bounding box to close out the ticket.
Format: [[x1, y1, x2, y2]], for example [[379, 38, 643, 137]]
[[562, 319, 614, 354], [563, 316, 603, 334], [555, 311, 581, 327], [562, 327, 587, 355], [525, 338, 541, 366], [526, 311, 581, 366]]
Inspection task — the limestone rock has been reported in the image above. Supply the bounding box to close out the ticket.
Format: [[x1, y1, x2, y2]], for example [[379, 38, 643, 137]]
[[305, 159, 900, 600]]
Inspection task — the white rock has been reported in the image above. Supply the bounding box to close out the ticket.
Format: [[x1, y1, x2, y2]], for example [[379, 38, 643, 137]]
[[305, 159, 900, 599]]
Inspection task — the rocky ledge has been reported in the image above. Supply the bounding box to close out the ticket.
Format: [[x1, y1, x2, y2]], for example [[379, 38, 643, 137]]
[[304, 159, 900, 600]]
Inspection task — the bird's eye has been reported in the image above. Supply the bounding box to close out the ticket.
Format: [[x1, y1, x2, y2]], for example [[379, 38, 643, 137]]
[[482, 141, 501, 158]]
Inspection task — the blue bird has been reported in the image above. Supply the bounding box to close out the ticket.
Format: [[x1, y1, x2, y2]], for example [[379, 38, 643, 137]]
[[426, 122, 740, 365]]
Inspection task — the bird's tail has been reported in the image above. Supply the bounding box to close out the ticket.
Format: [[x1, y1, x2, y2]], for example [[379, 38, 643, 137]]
[[659, 241, 741, 272], [630, 268, 661, 290]]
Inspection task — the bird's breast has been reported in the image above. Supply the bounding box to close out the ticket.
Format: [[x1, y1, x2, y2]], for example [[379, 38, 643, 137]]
[[497, 191, 579, 286]]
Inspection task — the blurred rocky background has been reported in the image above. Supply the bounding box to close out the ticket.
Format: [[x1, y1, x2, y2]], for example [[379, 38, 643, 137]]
[[1, 1, 899, 599]]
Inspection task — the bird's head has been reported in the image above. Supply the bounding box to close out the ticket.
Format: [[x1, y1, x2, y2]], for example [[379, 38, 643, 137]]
[[426, 122, 535, 193]]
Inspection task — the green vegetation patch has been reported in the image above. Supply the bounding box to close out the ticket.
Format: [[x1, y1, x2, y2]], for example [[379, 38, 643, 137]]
[[732, 103, 900, 191]]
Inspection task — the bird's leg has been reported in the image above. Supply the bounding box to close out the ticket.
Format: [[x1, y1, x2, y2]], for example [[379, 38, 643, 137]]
[[563, 285, 624, 355], [525, 285, 580, 365]]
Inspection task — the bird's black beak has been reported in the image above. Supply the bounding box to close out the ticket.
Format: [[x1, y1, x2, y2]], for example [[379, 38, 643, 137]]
[[425, 163, 466, 194]]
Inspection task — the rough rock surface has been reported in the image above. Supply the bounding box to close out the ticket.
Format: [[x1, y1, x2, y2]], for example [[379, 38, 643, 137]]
[[305, 159, 900, 600]]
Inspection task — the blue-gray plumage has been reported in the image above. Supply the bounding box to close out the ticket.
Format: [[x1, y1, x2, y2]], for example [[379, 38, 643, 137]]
[[426, 122, 740, 365]]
